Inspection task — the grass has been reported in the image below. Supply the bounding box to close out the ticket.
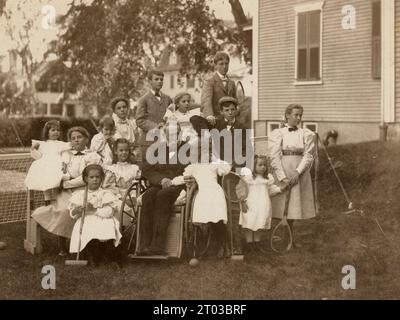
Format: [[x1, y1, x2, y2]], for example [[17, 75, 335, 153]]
[[1, 140, 400, 299]]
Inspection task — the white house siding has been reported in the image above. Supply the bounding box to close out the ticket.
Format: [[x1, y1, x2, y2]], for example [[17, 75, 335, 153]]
[[258, 0, 382, 143], [396, 0, 400, 122]]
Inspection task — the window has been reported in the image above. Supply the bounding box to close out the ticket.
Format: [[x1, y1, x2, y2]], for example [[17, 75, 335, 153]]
[[67, 82, 77, 94], [66, 104, 75, 117], [267, 121, 282, 136], [35, 81, 47, 92], [295, 1, 324, 83], [303, 122, 318, 132], [50, 81, 62, 93], [170, 75, 174, 89], [35, 103, 47, 115], [187, 76, 195, 89], [372, 1, 381, 79], [169, 52, 177, 65], [50, 103, 62, 115]]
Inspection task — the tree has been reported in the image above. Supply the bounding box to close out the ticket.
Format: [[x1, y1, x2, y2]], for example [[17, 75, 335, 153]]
[[1, 0, 57, 115], [228, 0, 252, 62], [229, 0, 248, 27], [0, 0, 6, 15], [57, 0, 244, 115]]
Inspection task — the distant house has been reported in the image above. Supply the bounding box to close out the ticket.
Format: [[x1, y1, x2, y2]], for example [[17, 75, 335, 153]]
[[157, 47, 202, 104], [1, 49, 95, 118], [252, 0, 399, 145], [33, 58, 93, 118]]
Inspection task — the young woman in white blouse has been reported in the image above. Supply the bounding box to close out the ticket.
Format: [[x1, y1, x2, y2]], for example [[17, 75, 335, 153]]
[[268, 104, 316, 246]]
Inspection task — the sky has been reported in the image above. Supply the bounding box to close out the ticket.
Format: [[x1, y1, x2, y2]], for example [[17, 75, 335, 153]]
[[209, 0, 256, 20], [0, 0, 256, 69]]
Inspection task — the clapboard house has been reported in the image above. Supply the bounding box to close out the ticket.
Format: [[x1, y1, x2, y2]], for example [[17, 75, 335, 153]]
[[253, 0, 399, 145]]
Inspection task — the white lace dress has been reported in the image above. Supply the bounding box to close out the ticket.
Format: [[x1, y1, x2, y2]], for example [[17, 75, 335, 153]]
[[184, 160, 231, 224], [238, 168, 281, 231], [25, 140, 70, 191], [103, 162, 141, 224], [164, 105, 201, 142], [268, 126, 316, 220], [69, 188, 122, 253], [90, 133, 113, 166]]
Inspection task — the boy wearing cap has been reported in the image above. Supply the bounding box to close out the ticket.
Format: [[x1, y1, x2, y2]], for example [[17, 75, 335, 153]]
[[213, 96, 249, 171], [201, 52, 237, 126], [213, 96, 250, 256]]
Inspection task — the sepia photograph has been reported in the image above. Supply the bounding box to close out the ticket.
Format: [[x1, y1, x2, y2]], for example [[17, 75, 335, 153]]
[[0, 0, 399, 303]]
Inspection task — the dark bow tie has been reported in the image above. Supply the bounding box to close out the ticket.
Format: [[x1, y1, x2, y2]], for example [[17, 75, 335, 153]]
[[154, 92, 161, 98], [74, 151, 85, 156], [288, 127, 298, 132]]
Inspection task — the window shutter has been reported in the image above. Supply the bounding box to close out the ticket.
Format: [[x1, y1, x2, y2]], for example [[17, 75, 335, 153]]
[[372, 1, 381, 79], [309, 11, 320, 80]]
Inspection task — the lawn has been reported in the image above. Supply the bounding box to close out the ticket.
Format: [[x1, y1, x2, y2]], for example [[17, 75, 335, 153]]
[[1, 141, 400, 299]]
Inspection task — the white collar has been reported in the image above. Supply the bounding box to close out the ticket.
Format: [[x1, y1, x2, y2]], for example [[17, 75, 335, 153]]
[[216, 71, 228, 80], [151, 89, 162, 97], [176, 109, 188, 115], [225, 118, 236, 125], [112, 113, 128, 123], [71, 148, 89, 155]]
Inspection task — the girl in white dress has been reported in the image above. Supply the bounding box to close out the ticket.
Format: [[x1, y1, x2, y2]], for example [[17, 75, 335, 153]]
[[25, 120, 70, 203], [32, 126, 102, 256], [90, 116, 115, 166], [237, 155, 282, 252], [111, 97, 136, 144], [268, 104, 316, 246], [164, 92, 200, 143], [183, 143, 231, 258], [69, 164, 122, 266], [103, 138, 141, 226]]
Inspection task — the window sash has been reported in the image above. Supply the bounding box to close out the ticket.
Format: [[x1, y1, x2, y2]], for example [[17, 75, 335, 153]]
[[297, 10, 321, 81]]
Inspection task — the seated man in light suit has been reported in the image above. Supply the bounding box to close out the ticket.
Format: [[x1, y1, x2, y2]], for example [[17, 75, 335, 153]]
[[200, 51, 237, 126]]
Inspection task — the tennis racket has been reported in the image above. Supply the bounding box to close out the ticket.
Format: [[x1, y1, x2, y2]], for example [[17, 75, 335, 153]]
[[236, 80, 245, 105], [270, 188, 293, 253]]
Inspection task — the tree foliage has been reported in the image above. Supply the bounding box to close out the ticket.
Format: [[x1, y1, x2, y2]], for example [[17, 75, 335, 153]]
[[0, 0, 6, 15], [57, 0, 244, 114], [0, 0, 58, 116], [0, 73, 35, 117]]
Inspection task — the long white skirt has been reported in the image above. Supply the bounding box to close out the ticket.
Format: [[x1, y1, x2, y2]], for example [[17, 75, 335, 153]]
[[271, 155, 316, 220], [32, 189, 76, 238], [69, 215, 122, 253]]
